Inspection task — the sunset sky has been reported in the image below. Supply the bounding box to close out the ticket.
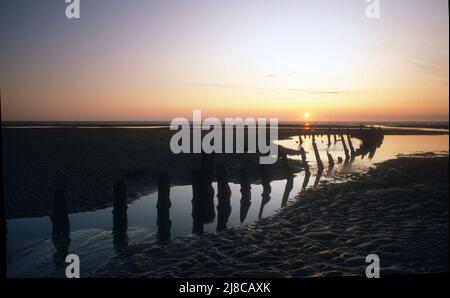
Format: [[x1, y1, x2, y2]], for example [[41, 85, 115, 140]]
[[0, 0, 448, 122]]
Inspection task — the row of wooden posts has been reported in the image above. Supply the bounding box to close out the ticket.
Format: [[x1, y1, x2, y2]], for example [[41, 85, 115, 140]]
[[49, 128, 383, 259]]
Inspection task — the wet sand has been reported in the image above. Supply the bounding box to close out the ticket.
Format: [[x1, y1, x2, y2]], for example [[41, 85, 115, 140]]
[[93, 154, 449, 277]]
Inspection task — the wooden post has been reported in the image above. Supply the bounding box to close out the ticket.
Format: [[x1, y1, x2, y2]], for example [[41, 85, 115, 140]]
[[312, 139, 324, 171], [258, 165, 271, 219], [157, 173, 171, 242], [191, 170, 203, 234], [347, 134, 356, 158], [239, 169, 252, 224], [112, 181, 128, 233], [341, 135, 350, 161], [299, 147, 310, 174], [327, 151, 335, 168], [216, 164, 231, 232], [51, 189, 71, 264], [51, 189, 70, 237]]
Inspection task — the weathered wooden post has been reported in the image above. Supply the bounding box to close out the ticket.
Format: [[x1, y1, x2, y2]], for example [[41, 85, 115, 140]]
[[112, 181, 128, 233], [312, 139, 324, 171], [327, 151, 335, 168], [341, 135, 350, 161], [327, 128, 331, 146], [157, 173, 171, 242], [200, 152, 216, 223], [112, 180, 128, 249], [51, 189, 70, 237], [191, 170, 203, 234], [258, 165, 272, 219], [299, 147, 310, 174], [281, 175, 294, 208], [239, 169, 252, 224], [300, 171, 311, 193], [216, 164, 231, 232], [347, 134, 356, 158], [51, 189, 71, 264], [313, 167, 324, 190]]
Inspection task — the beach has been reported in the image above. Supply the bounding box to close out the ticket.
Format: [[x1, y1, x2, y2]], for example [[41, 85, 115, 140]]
[[93, 154, 449, 277], [3, 125, 449, 278]]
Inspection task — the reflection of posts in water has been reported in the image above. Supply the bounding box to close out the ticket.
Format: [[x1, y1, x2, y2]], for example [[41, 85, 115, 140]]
[[112, 181, 128, 233], [327, 151, 335, 169], [191, 170, 204, 234], [239, 169, 252, 224], [157, 173, 171, 242], [281, 152, 294, 207], [299, 147, 310, 174], [340, 135, 350, 161], [313, 168, 324, 190], [280, 152, 292, 177], [298, 135, 303, 146], [281, 175, 294, 207], [258, 165, 272, 219], [52, 232, 71, 266], [312, 139, 324, 171], [51, 189, 70, 237], [216, 164, 232, 232], [51, 189, 71, 265], [347, 135, 356, 159], [200, 153, 216, 223], [112, 181, 128, 250]]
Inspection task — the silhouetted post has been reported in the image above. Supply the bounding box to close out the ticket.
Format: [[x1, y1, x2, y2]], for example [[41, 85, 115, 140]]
[[312, 139, 324, 171], [313, 167, 324, 190], [327, 151, 335, 168], [112, 181, 128, 233], [216, 165, 231, 232], [281, 175, 294, 208], [299, 147, 310, 174], [281, 152, 292, 178], [334, 134, 337, 144], [347, 134, 356, 158], [258, 165, 272, 219], [300, 171, 311, 193], [51, 189, 71, 265], [299, 135, 303, 146], [239, 169, 252, 223], [51, 189, 70, 237], [200, 152, 216, 223], [341, 135, 350, 161], [112, 181, 128, 250], [327, 128, 331, 146], [157, 173, 171, 242], [191, 170, 203, 234]]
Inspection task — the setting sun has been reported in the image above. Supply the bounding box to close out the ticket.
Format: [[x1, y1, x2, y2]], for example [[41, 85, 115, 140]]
[[304, 112, 311, 120]]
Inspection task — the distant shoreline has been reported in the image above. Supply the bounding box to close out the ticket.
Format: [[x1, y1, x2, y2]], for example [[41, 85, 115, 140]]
[[2, 122, 448, 135], [2, 120, 449, 128]]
